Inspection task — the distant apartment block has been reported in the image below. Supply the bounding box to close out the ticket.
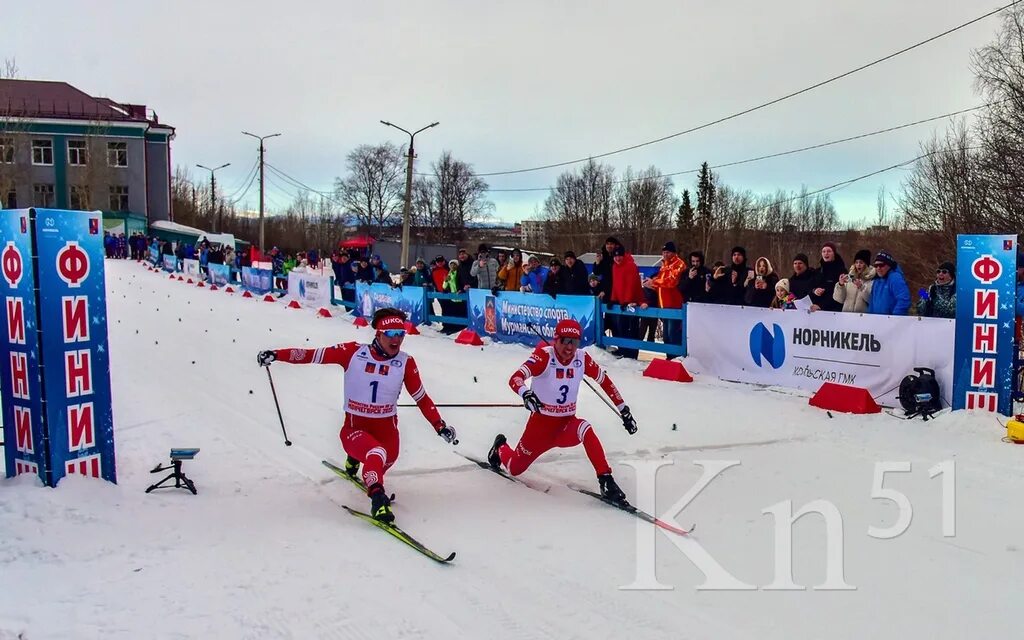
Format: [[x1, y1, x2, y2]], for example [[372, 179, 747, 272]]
[[0, 79, 175, 222], [520, 219, 549, 248]]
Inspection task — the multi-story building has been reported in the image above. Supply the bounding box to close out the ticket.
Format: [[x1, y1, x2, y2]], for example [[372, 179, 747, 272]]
[[0, 79, 175, 228], [520, 218, 549, 249]]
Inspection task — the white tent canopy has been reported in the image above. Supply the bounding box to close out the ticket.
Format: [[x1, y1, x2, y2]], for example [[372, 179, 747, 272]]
[[149, 220, 236, 248]]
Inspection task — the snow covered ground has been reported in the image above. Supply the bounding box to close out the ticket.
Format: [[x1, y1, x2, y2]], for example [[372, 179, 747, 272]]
[[1, 260, 1022, 639]]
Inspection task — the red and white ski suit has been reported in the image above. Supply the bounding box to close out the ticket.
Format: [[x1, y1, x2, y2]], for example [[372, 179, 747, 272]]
[[273, 342, 442, 492], [498, 346, 625, 476]]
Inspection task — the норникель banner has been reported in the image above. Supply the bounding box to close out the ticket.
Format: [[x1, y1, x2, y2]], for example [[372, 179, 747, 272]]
[[685, 303, 954, 407]]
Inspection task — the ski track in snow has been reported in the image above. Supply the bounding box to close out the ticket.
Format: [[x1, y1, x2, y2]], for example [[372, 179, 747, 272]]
[[1, 260, 1022, 639]]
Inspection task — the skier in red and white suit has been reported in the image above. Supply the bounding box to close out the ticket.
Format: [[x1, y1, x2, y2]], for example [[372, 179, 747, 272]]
[[257, 308, 456, 523], [487, 318, 638, 503]]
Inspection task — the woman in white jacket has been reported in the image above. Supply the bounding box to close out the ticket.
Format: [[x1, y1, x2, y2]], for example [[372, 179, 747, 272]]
[[833, 249, 876, 313]]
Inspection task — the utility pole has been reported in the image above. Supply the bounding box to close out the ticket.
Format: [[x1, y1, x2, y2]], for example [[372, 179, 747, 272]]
[[242, 131, 281, 253], [196, 163, 230, 232], [380, 120, 439, 268]]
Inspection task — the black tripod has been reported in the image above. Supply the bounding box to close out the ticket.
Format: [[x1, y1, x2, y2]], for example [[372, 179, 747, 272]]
[[146, 457, 198, 495]]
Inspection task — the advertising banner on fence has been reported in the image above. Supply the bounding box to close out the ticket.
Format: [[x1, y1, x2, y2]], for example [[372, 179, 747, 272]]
[[33, 209, 117, 484], [354, 282, 426, 325], [149, 244, 160, 265], [161, 254, 176, 272], [287, 272, 333, 307], [468, 290, 598, 348], [241, 267, 273, 294], [686, 303, 954, 407], [183, 259, 201, 278], [0, 208, 47, 481], [208, 263, 231, 287], [952, 234, 1017, 415]]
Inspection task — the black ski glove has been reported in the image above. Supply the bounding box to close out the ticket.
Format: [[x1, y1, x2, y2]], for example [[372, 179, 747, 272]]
[[436, 421, 459, 445], [620, 405, 638, 435], [257, 350, 276, 367], [522, 390, 542, 413], [491, 286, 501, 296]]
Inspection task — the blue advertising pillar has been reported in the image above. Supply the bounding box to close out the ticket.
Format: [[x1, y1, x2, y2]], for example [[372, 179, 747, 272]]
[[952, 234, 1017, 416]]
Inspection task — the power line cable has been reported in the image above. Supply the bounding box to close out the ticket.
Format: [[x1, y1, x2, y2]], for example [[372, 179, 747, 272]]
[[468, 2, 1020, 177], [227, 167, 259, 205], [485, 102, 997, 192], [223, 156, 259, 200]]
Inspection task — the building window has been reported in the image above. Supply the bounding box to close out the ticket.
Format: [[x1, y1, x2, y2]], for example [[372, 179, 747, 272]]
[[69, 185, 91, 210], [107, 142, 127, 167], [67, 140, 88, 166], [32, 140, 53, 166], [0, 137, 13, 164], [5, 189, 16, 208], [33, 183, 55, 207], [109, 185, 129, 211]]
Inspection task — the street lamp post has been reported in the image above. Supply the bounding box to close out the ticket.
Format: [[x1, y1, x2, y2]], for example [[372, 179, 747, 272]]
[[196, 162, 230, 233], [241, 131, 282, 253], [380, 120, 439, 269]]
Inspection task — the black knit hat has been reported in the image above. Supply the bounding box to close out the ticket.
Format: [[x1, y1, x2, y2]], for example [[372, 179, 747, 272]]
[[731, 246, 746, 258], [662, 241, 677, 253], [793, 253, 809, 266], [938, 261, 955, 274], [564, 250, 577, 259], [854, 249, 872, 264]]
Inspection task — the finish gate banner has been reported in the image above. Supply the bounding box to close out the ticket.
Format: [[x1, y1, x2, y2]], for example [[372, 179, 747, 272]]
[[0, 208, 116, 485], [686, 303, 954, 407], [952, 234, 1017, 415]]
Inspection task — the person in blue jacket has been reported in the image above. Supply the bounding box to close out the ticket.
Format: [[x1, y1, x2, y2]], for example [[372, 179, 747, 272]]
[[868, 251, 911, 315]]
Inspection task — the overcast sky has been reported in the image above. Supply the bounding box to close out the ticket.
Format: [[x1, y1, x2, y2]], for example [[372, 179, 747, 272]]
[[3, 0, 1009, 224]]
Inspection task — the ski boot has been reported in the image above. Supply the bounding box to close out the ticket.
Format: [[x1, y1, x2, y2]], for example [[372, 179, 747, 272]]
[[598, 473, 628, 505], [368, 483, 394, 524], [487, 434, 507, 470], [343, 455, 361, 479]]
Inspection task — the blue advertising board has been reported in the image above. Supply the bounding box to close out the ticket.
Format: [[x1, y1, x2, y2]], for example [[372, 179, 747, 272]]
[[241, 267, 273, 294], [0, 209, 48, 481], [952, 234, 1017, 415], [162, 254, 176, 272], [208, 263, 231, 287], [354, 282, 427, 325], [149, 244, 160, 265], [33, 209, 116, 483], [467, 290, 597, 348]]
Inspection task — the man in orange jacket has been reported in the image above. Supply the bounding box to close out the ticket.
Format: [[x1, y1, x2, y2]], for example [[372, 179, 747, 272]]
[[643, 241, 685, 357]]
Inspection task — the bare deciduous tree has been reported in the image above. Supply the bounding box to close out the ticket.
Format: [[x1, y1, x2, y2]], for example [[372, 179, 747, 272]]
[[543, 158, 615, 253], [613, 166, 677, 253], [335, 142, 405, 237], [413, 151, 492, 242]]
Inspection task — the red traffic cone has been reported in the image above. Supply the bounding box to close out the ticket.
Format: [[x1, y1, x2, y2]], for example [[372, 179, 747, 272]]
[[225, 286, 235, 293], [287, 300, 301, 309], [263, 294, 276, 302], [354, 316, 369, 328], [317, 307, 332, 318], [404, 321, 420, 335], [455, 329, 484, 346], [197, 281, 205, 288], [242, 290, 254, 298]]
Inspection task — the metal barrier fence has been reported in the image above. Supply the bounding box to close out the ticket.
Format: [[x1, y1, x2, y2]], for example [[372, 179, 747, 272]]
[[597, 304, 687, 358]]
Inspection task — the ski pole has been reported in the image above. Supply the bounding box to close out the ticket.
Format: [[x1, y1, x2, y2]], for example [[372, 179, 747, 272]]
[[397, 402, 523, 408], [525, 322, 621, 417], [265, 367, 292, 446]]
